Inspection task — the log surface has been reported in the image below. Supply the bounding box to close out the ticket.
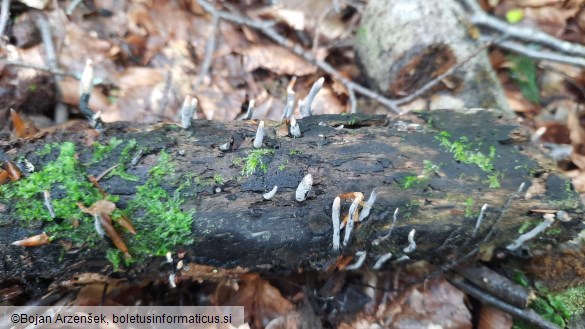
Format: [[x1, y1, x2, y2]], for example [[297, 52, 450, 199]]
[[1, 110, 583, 281]]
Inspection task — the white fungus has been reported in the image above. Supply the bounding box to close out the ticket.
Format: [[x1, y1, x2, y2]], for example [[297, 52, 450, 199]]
[[295, 174, 313, 202]]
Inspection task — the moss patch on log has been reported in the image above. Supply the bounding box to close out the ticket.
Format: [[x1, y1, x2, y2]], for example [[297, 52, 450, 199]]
[[1, 142, 194, 267]]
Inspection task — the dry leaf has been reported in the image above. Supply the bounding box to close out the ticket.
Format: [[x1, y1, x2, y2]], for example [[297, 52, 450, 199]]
[[381, 278, 472, 329], [98, 213, 130, 258], [242, 45, 319, 76], [214, 273, 293, 328], [10, 109, 39, 138], [0, 169, 10, 185], [116, 215, 137, 235], [5, 160, 23, 181], [12, 232, 50, 247]]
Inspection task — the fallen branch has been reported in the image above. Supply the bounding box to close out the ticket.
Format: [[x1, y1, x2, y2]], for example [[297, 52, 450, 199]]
[[194, 10, 219, 89], [461, 0, 585, 66], [448, 274, 558, 329], [3, 60, 76, 78]]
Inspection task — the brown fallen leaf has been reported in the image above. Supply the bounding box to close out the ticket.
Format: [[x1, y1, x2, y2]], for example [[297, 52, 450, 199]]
[[242, 44, 321, 76], [10, 108, 39, 139], [5, 160, 22, 181], [98, 213, 130, 258], [214, 273, 293, 328], [0, 169, 10, 185], [12, 232, 51, 247], [116, 214, 137, 235]]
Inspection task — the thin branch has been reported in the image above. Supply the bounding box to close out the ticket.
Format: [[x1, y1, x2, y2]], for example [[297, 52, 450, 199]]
[[4, 60, 76, 78], [469, 8, 585, 57], [195, 11, 219, 89], [197, 0, 402, 114], [486, 37, 585, 68], [158, 71, 173, 117], [0, 0, 9, 38]]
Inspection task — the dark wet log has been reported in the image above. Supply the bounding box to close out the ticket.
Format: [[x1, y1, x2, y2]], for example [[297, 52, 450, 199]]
[[0, 109, 583, 283]]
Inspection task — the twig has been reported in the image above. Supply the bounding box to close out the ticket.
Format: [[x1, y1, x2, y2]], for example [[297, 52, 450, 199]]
[[485, 37, 585, 68], [3, 60, 75, 78], [32, 11, 69, 124], [195, 10, 219, 89], [0, 0, 9, 38], [462, 0, 585, 58], [158, 71, 173, 117], [197, 0, 402, 114], [448, 275, 558, 329], [455, 263, 535, 309], [312, 4, 335, 56]]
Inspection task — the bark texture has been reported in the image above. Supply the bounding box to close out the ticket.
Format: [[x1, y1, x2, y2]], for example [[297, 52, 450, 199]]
[[0, 110, 582, 283]]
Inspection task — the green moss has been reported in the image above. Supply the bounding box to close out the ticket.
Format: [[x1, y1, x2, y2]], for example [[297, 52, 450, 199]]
[[126, 150, 194, 258], [485, 172, 502, 188], [0, 142, 103, 244], [92, 137, 124, 163], [36, 143, 55, 156], [214, 174, 224, 185], [515, 284, 585, 328], [278, 164, 286, 171], [401, 174, 425, 189], [106, 249, 122, 271], [435, 131, 501, 188], [422, 160, 440, 176], [242, 148, 275, 176], [289, 149, 302, 156], [106, 139, 139, 181], [464, 197, 475, 217], [549, 285, 585, 316]]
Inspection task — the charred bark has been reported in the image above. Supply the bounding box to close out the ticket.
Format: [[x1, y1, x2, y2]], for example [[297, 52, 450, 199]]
[[0, 110, 583, 284]]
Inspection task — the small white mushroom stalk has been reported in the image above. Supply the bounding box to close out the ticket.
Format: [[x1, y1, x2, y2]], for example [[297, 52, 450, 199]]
[[403, 229, 417, 253], [358, 188, 378, 221], [263, 186, 278, 200], [332, 197, 341, 251], [244, 100, 255, 120], [345, 251, 367, 270], [295, 174, 313, 202], [290, 117, 301, 138], [506, 214, 555, 251], [471, 203, 489, 238], [180, 95, 198, 129], [300, 77, 324, 117], [253, 121, 265, 148], [343, 195, 362, 246], [373, 252, 393, 270], [282, 89, 296, 120]]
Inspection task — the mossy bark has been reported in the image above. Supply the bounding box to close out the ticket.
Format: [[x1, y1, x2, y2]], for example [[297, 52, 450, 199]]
[[0, 110, 582, 284]]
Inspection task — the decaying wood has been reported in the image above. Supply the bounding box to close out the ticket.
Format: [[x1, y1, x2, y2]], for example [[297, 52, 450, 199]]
[[354, 0, 511, 112], [0, 110, 583, 284]]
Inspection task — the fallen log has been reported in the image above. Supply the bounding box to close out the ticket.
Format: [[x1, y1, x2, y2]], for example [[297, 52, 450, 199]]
[[0, 109, 583, 284]]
